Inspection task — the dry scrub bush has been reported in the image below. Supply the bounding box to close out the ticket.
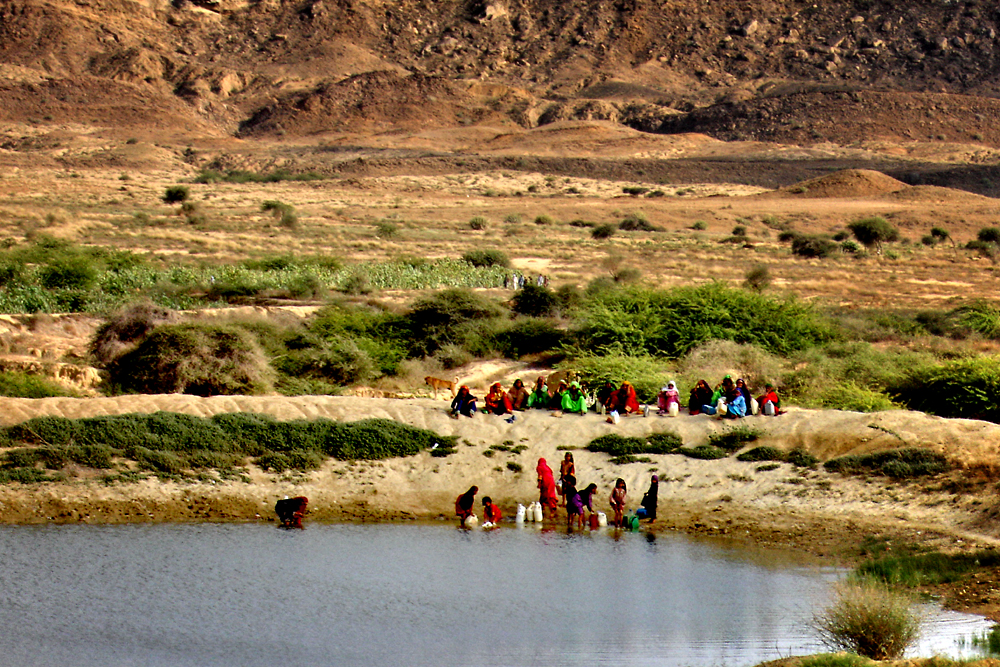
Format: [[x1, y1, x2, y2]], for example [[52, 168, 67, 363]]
[[91, 302, 177, 366], [814, 582, 920, 660], [677, 340, 783, 393]]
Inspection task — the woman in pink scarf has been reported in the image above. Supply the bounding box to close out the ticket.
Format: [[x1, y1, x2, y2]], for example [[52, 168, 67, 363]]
[[536, 458, 559, 515]]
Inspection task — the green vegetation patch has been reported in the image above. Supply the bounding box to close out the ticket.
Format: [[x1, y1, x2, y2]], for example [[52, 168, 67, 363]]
[[824, 448, 948, 478], [855, 548, 1000, 587], [706, 424, 761, 452], [587, 431, 683, 457]]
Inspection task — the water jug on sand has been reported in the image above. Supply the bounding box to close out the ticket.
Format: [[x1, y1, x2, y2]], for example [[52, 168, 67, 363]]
[[525, 502, 536, 522], [464, 514, 479, 528], [668, 403, 679, 417], [515, 504, 526, 523], [589, 513, 600, 530], [597, 512, 608, 527], [750, 397, 759, 415], [763, 400, 775, 416], [533, 503, 544, 522]]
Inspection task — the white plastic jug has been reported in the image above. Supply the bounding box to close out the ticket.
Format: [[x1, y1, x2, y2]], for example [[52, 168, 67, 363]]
[[515, 504, 526, 523], [533, 502, 544, 522], [763, 400, 775, 416], [525, 502, 535, 522], [597, 511, 608, 527], [750, 397, 759, 416], [464, 513, 478, 528], [609, 410, 620, 424], [717, 399, 727, 416], [668, 402, 679, 417]]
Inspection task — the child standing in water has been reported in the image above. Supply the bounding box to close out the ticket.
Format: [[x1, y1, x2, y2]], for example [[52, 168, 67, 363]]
[[559, 452, 575, 507], [610, 478, 627, 528]]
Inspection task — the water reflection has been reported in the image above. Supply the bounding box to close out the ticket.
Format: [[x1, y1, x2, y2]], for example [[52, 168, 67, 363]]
[[0, 523, 990, 667]]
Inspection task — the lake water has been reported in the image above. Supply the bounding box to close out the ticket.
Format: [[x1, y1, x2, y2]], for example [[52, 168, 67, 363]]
[[0, 523, 992, 667]]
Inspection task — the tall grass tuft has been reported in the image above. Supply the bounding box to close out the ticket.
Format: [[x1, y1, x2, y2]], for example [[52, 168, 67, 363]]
[[813, 582, 921, 659]]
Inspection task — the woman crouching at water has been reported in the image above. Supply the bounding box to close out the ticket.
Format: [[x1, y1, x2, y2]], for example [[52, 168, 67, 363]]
[[455, 486, 478, 526]]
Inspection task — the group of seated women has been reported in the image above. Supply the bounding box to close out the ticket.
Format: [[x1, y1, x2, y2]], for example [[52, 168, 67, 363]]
[[452, 375, 782, 420]]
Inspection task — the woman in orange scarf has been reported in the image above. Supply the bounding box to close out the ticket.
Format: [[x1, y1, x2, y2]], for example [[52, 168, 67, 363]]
[[611, 381, 641, 415], [536, 458, 559, 514], [484, 382, 513, 415]]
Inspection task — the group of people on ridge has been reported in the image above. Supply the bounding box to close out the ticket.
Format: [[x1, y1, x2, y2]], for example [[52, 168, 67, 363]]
[[457, 454, 659, 530], [452, 375, 781, 420]]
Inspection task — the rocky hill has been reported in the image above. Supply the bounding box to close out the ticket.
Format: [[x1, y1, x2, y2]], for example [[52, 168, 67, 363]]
[[1, 0, 999, 143]]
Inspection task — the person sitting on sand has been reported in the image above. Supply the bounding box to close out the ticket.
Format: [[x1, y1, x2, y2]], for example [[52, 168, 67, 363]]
[[757, 383, 781, 416], [450, 386, 478, 418], [610, 478, 627, 528], [484, 382, 513, 416], [711, 376, 734, 406], [482, 496, 502, 524], [720, 385, 746, 419], [689, 379, 712, 416], [736, 378, 753, 405], [610, 381, 641, 416], [527, 377, 549, 409], [596, 380, 616, 413], [455, 486, 478, 524], [559, 452, 575, 506], [561, 381, 587, 414], [508, 379, 530, 411], [637, 475, 658, 522], [548, 380, 569, 410], [536, 458, 560, 515], [657, 381, 680, 416]]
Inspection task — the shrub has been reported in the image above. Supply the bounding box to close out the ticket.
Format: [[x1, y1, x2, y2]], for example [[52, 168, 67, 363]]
[[511, 284, 558, 317], [8, 416, 77, 445], [824, 448, 948, 478], [462, 249, 509, 268], [408, 289, 505, 356], [92, 302, 178, 365], [890, 356, 1000, 422], [469, 216, 488, 230], [503, 214, 522, 224], [618, 213, 659, 232], [743, 265, 771, 292], [574, 283, 831, 359], [506, 461, 523, 472], [841, 239, 863, 254], [930, 227, 951, 242], [375, 222, 399, 239], [677, 445, 728, 460], [106, 323, 274, 395], [0, 372, 75, 398], [534, 215, 555, 225], [813, 582, 920, 659], [848, 217, 899, 252], [163, 186, 189, 203], [737, 446, 785, 462], [568, 354, 671, 403], [707, 424, 761, 452], [290, 338, 377, 385], [792, 235, 838, 258], [325, 418, 456, 460], [691, 221, 707, 230], [587, 432, 682, 456], [817, 381, 897, 412], [731, 225, 747, 237], [979, 227, 1000, 244], [787, 449, 819, 468], [952, 300, 1000, 339], [778, 230, 799, 243], [591, 224, 616, 239]]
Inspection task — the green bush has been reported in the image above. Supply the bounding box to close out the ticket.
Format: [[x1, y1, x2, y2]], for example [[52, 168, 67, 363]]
[[736, 445, 785, 462], [39, 256, 98, 290], [591, 224, 616, 239], [743, 264, 771, 292], [567, 354, 672, 403], [469, 216, 488, 230], [677, 445, 728, 460], [952, 301, 1000, 339], [890, 356, 1000, 422], [534, 214, 555, 226], [91, 301, 176, 366], [978, 227, 1000, 244], [462, 249, 509, 268], [511, 284, 559, 317], [824, 448, 948, 478], [707, 424, 761, 452], [489, 318, 564, 359], [408, 289, 505, 356], [814, 582, 920, 659], [587, 432, 682, 456], [787, 449, 819, 468], [163, 186, 189, 203], [107, 323, 274, 395], [325, 418, 456, 460], [618, 213, 659, 232], [8, 416, 76, 445], [792, 235, 838, 258], [573, 283, 831, 359], [195, 170, 323, 184], [0, 372, 75, 398], [848, 217, 899, 251], [817, 381, 897, 412]]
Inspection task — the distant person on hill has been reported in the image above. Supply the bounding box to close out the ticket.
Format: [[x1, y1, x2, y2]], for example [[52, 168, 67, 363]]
[[688, 379, 712, 415], [450, 386, 478, 418], [527, 376, 549, 409], [757, 383, 782, 416], [637, 475, 658, 521], [484, 382, 513, 415], [508, 379, 530, 411], [482, 496, 502, 525], [610, 478, 627, 528], [536, 458, 560, 515], [455, 486, 478, 525], [559, 452, 575, 506], [561, 382, 588, 414]]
